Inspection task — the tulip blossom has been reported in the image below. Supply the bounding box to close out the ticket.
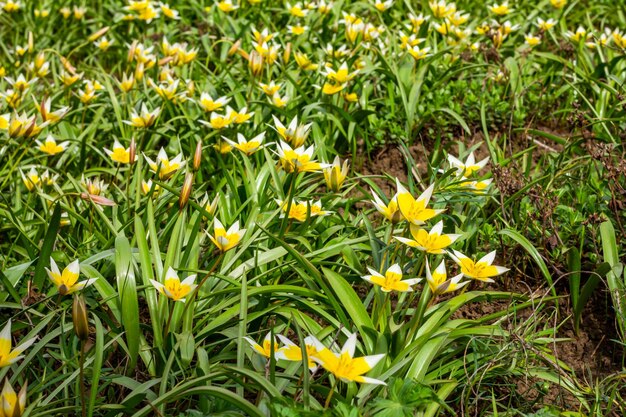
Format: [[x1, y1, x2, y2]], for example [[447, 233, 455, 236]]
[[361, 264, 420, 292], [449, 250, 509, 282], [46, 258, 95, 295], [396, 179, 444, 226], [208, 218, 246, 252], [395, 221, 460, 254], [425, 259, 469, 295], [150, 267, 197, 302], [0, 320, 37, 368]]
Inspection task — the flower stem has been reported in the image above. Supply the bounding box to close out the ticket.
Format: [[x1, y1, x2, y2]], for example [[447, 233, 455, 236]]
[[324, 378, 339, 409]]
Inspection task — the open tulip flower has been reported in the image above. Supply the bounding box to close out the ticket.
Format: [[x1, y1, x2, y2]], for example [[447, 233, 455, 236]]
[[150, 267, 197, 302], [125, 103, 160, 128], [272, 115, 311, 148], [323, 156, 349, 192], [223, 132, 266, 155], [277, 199, 332, 222], [208, 218, 246, 252], [45, 258, 95, 295], [362, 263, 420, 292], [449, 250, 509, 282], [447, 151, 489, 177], [395, 220, 460, 254], [144, 148, 185, 179], [425, 259, 469, 295], [274, 335, 320, 371], [276, 141, 327, 173], [105, 139, 136, 164], [312, 333, 385, 385], [0, 378, 27, 417], [244, 332, 278, 359], [0, 320, 37, 368], [371, 190, 403, 223], [396, 179, 444, 226], [36, 135, 67, 155]]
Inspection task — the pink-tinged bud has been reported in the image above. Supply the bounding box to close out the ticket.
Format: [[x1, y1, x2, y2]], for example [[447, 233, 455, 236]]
[[88, 26, 109, 42], [179, 172, 194, 210], [129, 137, 136, 165], [80, 193, 116, 206], [72, 295, 89, 341], [228, 40, 242, 57], [128, 40, 138, 62], [248, 50, 263, 77], [283, 42, 292, 65], [193, 140, 202, 171]]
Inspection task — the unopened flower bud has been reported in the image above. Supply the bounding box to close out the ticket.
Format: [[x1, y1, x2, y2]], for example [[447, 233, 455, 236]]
[[283, 42, 292, 65], [129, 137, 136, 165], [1, 379, 27, 417], [193, 140, 202, 171], [72, 295, 89, 341], [88, 26, 110, 42], [248, 50, 263, 77], [228, 40, 242, 57], [179, 172, 194, 210]]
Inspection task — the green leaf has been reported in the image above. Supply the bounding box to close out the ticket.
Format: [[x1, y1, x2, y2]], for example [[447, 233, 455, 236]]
[[116, 234, 141, 371]]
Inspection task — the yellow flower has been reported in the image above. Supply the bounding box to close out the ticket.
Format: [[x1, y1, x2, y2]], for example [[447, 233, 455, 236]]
[[274, 335, 320, 370], [125, 103, 160, 128], [259, 81, 281, 96], [550, 0, 566, 8], [277, 199, 332, 222], [82, 176, 107, 196], [244, 332, 278, 358], [429, 0, 456, 19], [448, 11, 469, 26], [94, 37, 113, 51], [459, 178, 492, 192], [374, 0, 393, 12], [223, 132, 266, 155], [370, 190, 402, 223], [272, 115, 311, 148], [104, 140, 136, 164], [36, 135, 67, 155], [216, 0, 238, 12], [425, 259, 469, 295], [312, 333, 385, 385], [287, 2, 307, 17], [322, 83, 344, 95], [343, 92, 358, 102], [276, 141, 326, 173], [60, 6, 71, 18], [407, 45, 431, 61], [323, 156, 349, 192], [60, 71, 83, 87], [1, 0, 21, 12], [73, 6, 86, 19], [537, 18, 556, 31], [396, 179, 444, 226], [199, 109, 235, 129], [449, 250, 509, 282], [160, 3, 179, 19], [141, 179, 161, 196], [150, 267, 197, 302], [213, 141, 233, 154], [488, 2, 511, 15], [0, 378, 27, 417], [566, 26, 589, 42], [36, 98, 69, 123], [271, 93, 289, 108], [200, 193, 219, 217], [289, 25, 308, 35], [294, 52, 318, 71], [198, 93, 230, 112], [144, 148, 186, 180], [208, 218, 246, 252], [251, 28, 274, 44], [525, 33, 541, 47], [46, 258, 96, 295], [408, 13, 429, 31], [231, 107, 254, 124], [0, 320, 36, 368], [447, 151, 489, 176], [119, 73, 135, 93], [324, 62, 357, 84], [362, 264, 420, 292], [21, 168, 41, 192], [395, 221, 460, 254]]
